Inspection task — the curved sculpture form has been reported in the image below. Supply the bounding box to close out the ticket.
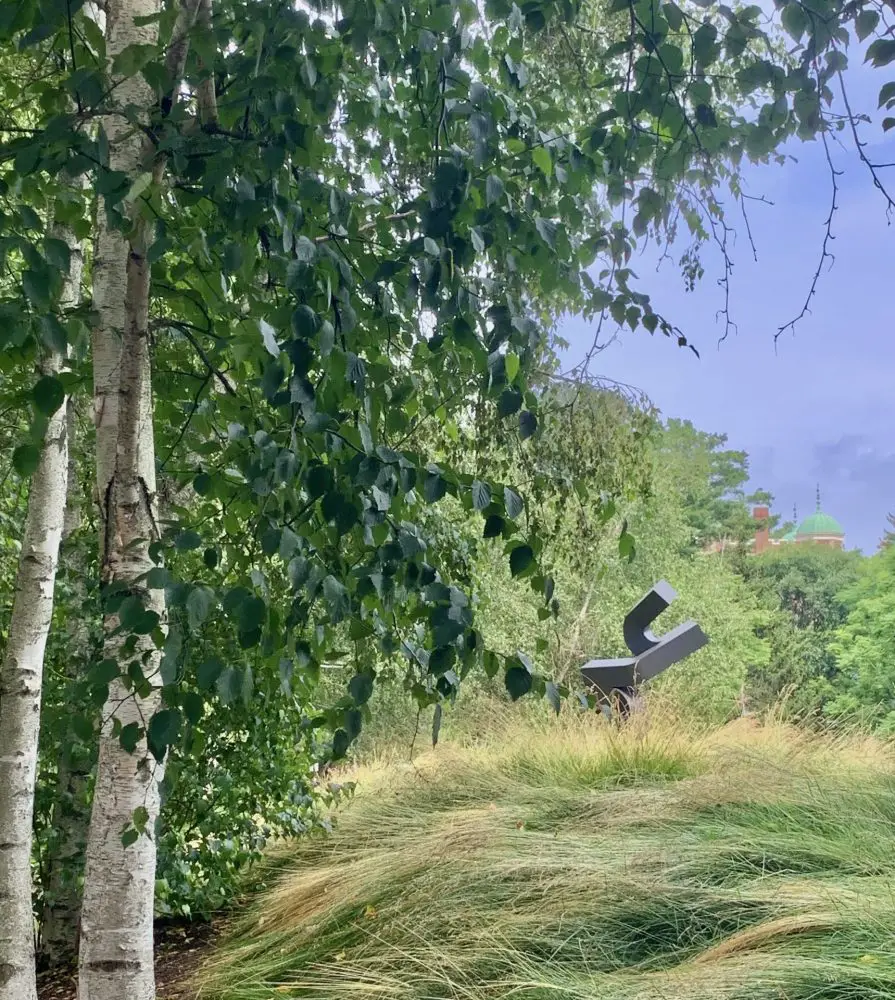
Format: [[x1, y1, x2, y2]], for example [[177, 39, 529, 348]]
[[581, 580, 708, 704]]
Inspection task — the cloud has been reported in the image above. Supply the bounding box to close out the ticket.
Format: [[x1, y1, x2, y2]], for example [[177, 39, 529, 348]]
[[812, 436, 895, 489]]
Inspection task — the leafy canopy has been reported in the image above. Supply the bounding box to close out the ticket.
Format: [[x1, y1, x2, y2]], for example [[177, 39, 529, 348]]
[[0, 0, 891, 766]]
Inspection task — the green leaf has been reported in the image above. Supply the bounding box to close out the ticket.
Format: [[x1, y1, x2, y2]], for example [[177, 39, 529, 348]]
[[486, 174, 505, 205], [332, 728, 351, 759], [91, 659, 120, 686], [32, 375, 65, 415], [258, 319, 279, 357], [424, 472, 447, 503], [348, 672, 374, 705], [186, 586, 215, 629], [519, 410, 537, 440], [504, 351, 520, 383], [133, 805, 150, 833], [112, 42, 158, 77], [504, 486, 524, 519], [545, 681, 561, 715], [174, 529, 202, 551], [322, 575, 349, 622], [499, 388, 522, 417], [693, 21, 718, 64], [509, 544, 534, 577], [147, 708, 181, 762], [534, 217, 557, 248], [159, 624, 182, 682], [71, 714, 94, 742], [181, 691, 205, 725], [619, 528, 636, 562], [483, 650, 500, 679], [238, 595, 267, 633], [23, 269, 51, 309], [261, 527, 282, 556], [118, 595, 145, 631], [663, 2, 683, 31], [429, 646, 456, 675], [472, 479, 491, 511], [125, 171, 153, 203], [856, 9, 880, 40], [483, 514, 505, 538], [288, 556, 309, 590], [262, 360, 284, 400], [306, 463, 333, 499], [866, 39, 895, 68], [505, 664, 533, 700], [119, 722, 141, 753], [532, 145, 552, 176], [780, 3, 807, 40], [13, 444, 40, 478], [197, 657, 224, 691], [343, 707, 362, 740], [294, 235, 316, 263], [146, 567, 171, 589], [695, 104, 717, 128], [44, 237, 72, 273], [39, 316, 68, 354], [292, 304, 317, 338], [216, 667, 243, 705]]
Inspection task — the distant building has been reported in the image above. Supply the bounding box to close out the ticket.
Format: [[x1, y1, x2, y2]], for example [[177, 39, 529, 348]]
[[753, 487, 845, 554]]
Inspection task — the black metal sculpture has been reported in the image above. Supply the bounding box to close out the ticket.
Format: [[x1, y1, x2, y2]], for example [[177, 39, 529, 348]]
[[581, 580, 708, 713]]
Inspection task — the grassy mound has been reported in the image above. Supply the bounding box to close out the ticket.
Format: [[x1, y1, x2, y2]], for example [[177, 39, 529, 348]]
[[198, 707, 895, 1000]]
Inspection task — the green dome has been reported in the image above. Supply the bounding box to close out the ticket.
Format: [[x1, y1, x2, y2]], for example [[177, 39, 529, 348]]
[[782, 528, 798, 542], [797, 511, 844, 537]]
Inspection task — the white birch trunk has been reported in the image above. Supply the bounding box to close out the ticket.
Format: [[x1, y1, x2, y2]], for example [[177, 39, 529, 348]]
[[0, 367, 71, 1000], [38, 403, 92, 966], [0, 201, 84, 999], [78, 268, 165, 1000], [79, 0, 161, 995], [78, 0, 201, 996]]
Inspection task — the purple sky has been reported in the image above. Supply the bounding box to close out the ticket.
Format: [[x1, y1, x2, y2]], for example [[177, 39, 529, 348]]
[[558, 62, 895, 553]]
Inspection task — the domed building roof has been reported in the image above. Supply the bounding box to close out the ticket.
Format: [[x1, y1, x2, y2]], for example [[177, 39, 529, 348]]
[[751, 488, 845, 553], [796, 488, 844, 539], [797, 512, 844, 537]]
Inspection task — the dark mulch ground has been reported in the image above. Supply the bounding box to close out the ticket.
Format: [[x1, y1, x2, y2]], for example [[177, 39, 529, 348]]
[[36, 920, 219, 1000]]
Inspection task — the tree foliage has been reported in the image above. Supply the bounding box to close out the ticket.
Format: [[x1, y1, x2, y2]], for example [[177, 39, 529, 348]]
[[741, 545, 863, 716], [654, 419, 770, 554], [826, 545, 895, 731], [0, 0, 892, 987]]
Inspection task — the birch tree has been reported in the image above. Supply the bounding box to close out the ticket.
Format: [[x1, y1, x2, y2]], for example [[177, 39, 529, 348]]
[[0, 219, 82, 999], [38, 403, 95, 966], [78, 0, 164, 984], [78, 0, 206, 993], [77, 0, 162, 989]]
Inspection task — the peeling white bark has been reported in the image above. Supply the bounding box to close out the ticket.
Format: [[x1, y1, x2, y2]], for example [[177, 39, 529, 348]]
[[0, 370, 70, 1000], [79, 1, 202, 998], [0, 205, 83, 1000], [79, 0, 162, 995], [38, 403, 92, 967]]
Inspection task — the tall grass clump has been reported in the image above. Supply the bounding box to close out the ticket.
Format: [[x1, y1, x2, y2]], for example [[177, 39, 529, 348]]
[[197, 704, 895, 1000]]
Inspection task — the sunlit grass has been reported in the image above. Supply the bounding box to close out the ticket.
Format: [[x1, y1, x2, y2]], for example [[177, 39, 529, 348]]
[[196, 704, 895, 1000]]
